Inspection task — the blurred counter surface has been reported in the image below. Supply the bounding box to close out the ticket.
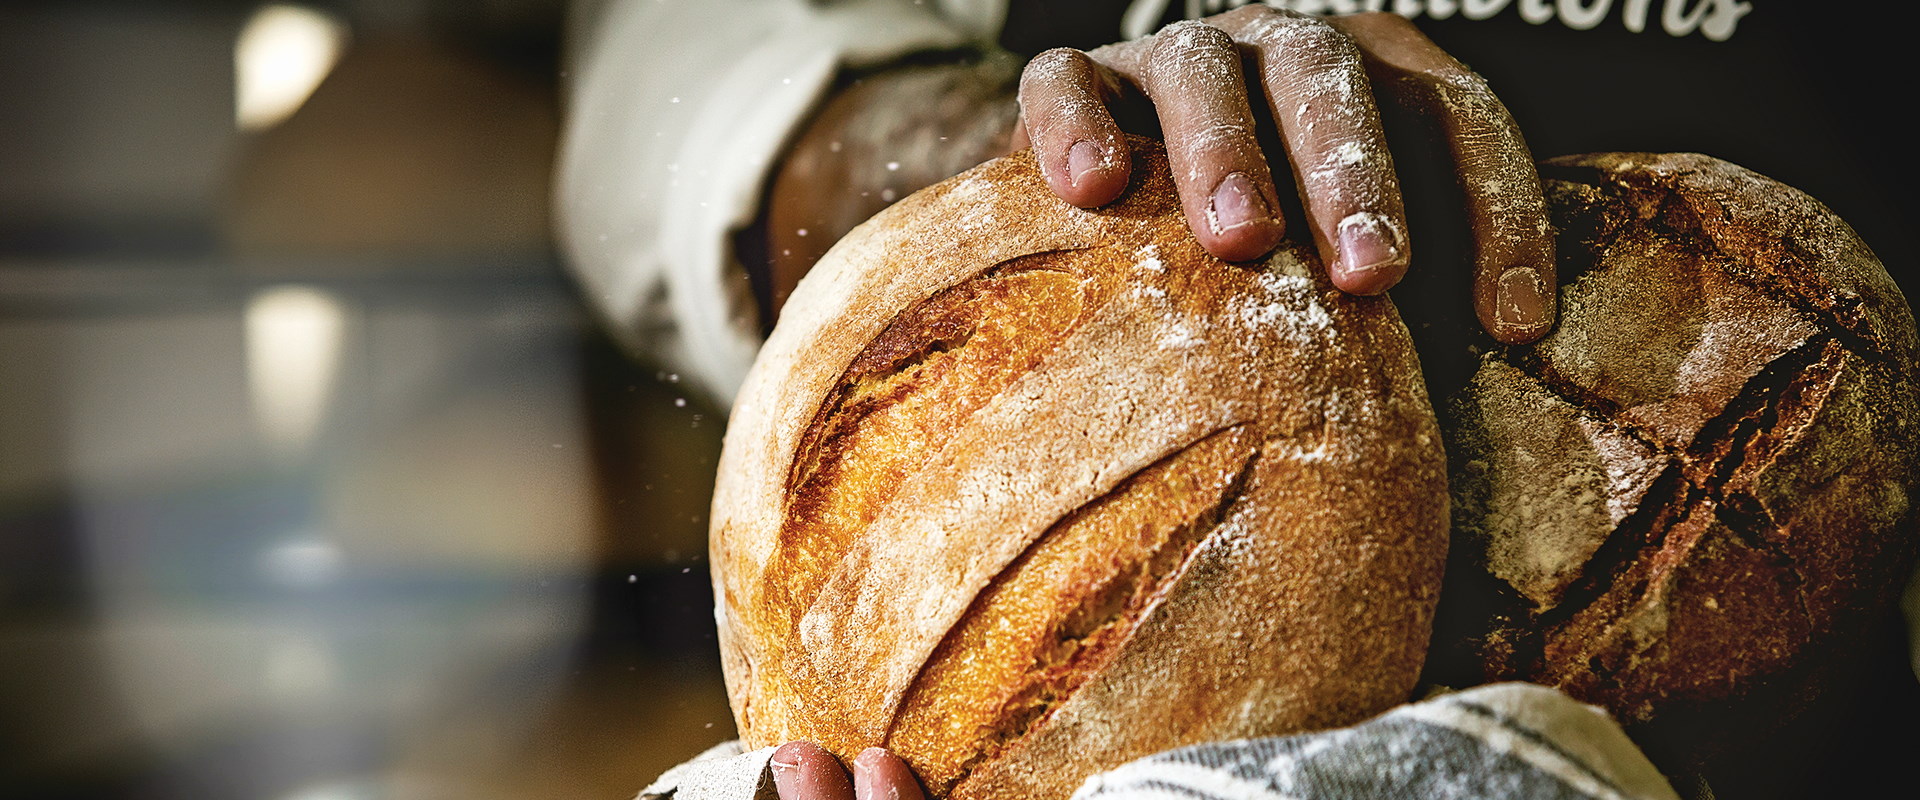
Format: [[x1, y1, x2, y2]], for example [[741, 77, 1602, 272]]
[[1, 3, 735, 798]]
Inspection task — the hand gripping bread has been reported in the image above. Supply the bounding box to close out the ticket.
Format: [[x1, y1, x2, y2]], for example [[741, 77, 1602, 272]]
[[710, 138, 1449, 799], [1438, 152, 1920, 763]]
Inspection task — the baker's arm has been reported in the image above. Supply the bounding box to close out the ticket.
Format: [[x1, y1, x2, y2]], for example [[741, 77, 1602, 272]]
[[750, 53, 1021, 322], [554, 0, 983, 404]]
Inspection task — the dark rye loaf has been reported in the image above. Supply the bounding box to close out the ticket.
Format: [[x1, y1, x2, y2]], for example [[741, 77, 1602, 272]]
[[1440, 152, 1920, 765], [709, 137, 1449, 799]]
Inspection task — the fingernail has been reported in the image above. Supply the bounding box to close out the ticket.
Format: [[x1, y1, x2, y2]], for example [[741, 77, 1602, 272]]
[[769, 748, 803, 799], [1068, 140, 1103, 187], [1336, 212, 1405, 284], [851, 749, 877, 800], [1495, 267, 1549, 330], [853, 748, 920, 800], [771, 742, 848, 800], [1208, 172, 1271, 234]]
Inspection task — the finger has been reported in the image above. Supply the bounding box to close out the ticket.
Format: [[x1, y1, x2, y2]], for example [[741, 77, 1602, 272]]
[[1017, 48, 1130, 207], [1217, 8, 1408, 294], [771, 741, 855, 800], [852, 748, 926, 800], [1139, 21, 1284, 263], [1329, 12, 1556, 342]]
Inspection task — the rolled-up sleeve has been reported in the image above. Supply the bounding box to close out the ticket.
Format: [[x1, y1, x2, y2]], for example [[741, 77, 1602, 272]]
[[556, 0, 990, 404]]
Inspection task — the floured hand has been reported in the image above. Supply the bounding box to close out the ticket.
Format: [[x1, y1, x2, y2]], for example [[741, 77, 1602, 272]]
[[1013, 7, 1556, 343]]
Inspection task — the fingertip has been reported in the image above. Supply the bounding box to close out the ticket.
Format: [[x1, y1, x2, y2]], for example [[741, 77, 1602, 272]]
[[1199, 221, 1284, 263], [771, 740, 832, 765], [852, 747, 892, 770], [1492, 326, 1550, 346], [851, 748, 925, 800], [1331, 260, 1407, 295], [1019, 46, 1127, 208], [1487, 317, 1552, 345], [1192, 171, 1283, 262], [1058, 137, 1129, 207], [1329, 211, 1408, 295], [771, 741, 853, 800], [1482, 265, 1555, 344], [770, 740, 814, 768]]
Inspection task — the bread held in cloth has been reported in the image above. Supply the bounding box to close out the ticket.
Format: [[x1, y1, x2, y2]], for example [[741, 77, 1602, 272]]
[[1438, 152, 1920, 763], [709, 137, 1449, 799]]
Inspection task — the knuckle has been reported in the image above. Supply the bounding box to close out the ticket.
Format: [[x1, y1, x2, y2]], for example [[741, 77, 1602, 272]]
[[1147, 21, 1237, 79], [1022, 47, 1091, 86], [1158, 18, 1225, 38], [1441, 69, 1495, 96], [1214, 4, 1302, 26], [1020, 48, 1095, 108], [1244, 13, 1351, 59], [1431, 79, 1507, 130], [1294, 22, 1355, 59], [1305, 146, 1392, 201], [1186, 120, 1258, 150], [1152, 19, 1234, 57], [1214, 4, 1273, 24]]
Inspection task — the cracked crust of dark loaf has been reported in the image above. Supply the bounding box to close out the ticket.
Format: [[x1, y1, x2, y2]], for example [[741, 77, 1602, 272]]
[[1439, 152, 1920, 767], [714, 138, 1449, 800]]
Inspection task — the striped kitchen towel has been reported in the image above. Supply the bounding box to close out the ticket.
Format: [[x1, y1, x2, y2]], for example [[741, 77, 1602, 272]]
[[1071, 682, 1682, 800]]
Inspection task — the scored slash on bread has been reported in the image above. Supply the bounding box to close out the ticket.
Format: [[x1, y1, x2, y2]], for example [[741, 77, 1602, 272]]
[[1438, 152, 1920, 768], [710, 136, 1449, 799]]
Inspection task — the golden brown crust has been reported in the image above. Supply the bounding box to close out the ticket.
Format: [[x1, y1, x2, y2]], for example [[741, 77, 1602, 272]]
[[1441, 152, 1920, 765], [890, 425, 1258, 795], [712, 137, 1449, 798]]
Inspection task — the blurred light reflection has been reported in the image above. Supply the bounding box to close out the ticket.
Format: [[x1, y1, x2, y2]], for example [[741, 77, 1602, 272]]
[[280, 779, 376, 800], [259, 533, 343, 589], [3, 5, 737, 797], [247, 285, 347, 457], [235, 4, 349, 131]]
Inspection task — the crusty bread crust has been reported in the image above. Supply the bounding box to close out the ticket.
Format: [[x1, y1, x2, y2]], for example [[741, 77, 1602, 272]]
[[711, 138, 1449, 798], [1442, 152, 1920, 764]]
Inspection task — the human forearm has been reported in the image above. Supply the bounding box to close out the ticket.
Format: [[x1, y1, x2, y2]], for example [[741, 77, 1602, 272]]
[[749, 52, 1022, 322]]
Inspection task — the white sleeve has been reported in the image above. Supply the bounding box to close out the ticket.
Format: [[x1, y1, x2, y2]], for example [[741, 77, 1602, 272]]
[[555, 0, 999, 406]]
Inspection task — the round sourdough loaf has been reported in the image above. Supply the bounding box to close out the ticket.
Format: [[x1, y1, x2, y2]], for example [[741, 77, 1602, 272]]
[[709, 138, 1449, 799], [1438, 152, 1920, 763]]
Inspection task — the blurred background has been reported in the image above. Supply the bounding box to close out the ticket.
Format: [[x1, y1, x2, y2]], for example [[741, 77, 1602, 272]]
[[1, 2, 734, 798]]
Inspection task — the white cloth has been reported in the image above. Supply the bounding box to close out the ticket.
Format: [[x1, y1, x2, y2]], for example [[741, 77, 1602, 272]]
[[631, 684, 1685, 800], [554, 0, 1006, 405], [637, 740, 775, 800], [1072, 683, 1683, 800]]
